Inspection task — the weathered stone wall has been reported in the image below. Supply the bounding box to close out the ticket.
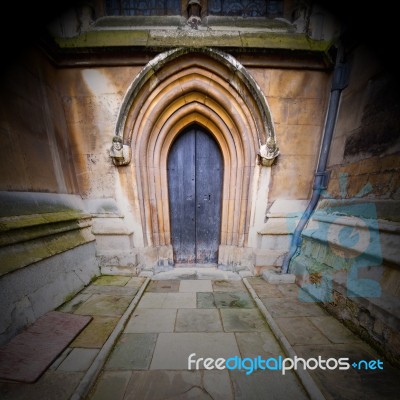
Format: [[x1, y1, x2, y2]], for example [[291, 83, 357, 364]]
[[249, 68, 330, 202], [55, 58, 329, 271], [290, 45, 400, 365], [0, 49, 100, 344], [0, 50, 78, 194]]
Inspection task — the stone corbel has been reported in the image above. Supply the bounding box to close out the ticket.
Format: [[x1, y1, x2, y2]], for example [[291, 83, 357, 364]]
[[109, 135, 131, 166], [258, 137, 279, 167], [187, 0, 202, 29]]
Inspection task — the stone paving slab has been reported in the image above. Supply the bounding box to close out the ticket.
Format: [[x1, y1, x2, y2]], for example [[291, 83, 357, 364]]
[[124, 309, 177, 333], [0, 371, 84, 400], [179, 280, 213, 292], [203, 370, 234, 400], [0, 311, 91, 383], [308, 316, 363, 344], [125, 277, 145, 287], [276, 283, 304, 298], [212, 280, 246, 292], [93, 276, 131, 286], [162, 293, 197, 308], [146, 280, 180, 293], [49, 348, 73, 370], [58, 292, 93, 313], [220, 309, 268, 332], [275, 316, 331, 346], [260, 297, 328, 318], [136, 292, 197, 309], [197, 292, 216, 308], [74, 294, 133, 317], [105, 333, 157, 370], [123, 370, 203, 400], [70, 316, 119, 348], [230, 370, 309, 400], [249, 283, 284, 298], [213, 292, 255, 308], [294, 343, 400, 400], [81, 285, 139, 296], [150, 333, 239, 369], [175, 309, 223, 332], [90, 371, 132, 400], [136, 293, 167, 308], [235, 331, 284, 358], [57, 348, 99, 372], [120, 370, 234, 400], [152, 268, 241, 281]]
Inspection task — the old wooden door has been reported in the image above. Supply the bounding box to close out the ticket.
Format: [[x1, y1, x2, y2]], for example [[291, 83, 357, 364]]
[[168, 125, 223, 264]]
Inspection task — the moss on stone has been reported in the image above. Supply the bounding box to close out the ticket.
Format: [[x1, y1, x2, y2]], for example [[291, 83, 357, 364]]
[[0, 211, 90, 232], [54, 29, 331, 52], [54, 30, 150, 48], [0, 228, 94, 277]]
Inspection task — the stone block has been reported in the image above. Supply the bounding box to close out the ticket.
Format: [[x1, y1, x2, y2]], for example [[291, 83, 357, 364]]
[[278, 124, 323, 156], [262, 270, 296, 284], [260, 234, 291, 251], [268, 69, 327, 99], [238, 270, 253, 278]]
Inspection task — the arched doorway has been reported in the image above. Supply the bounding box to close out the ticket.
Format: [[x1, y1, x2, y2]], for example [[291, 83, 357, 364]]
[[167, 125, 223, 264]]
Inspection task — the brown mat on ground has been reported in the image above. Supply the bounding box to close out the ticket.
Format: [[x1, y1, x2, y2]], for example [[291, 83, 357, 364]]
[[0, 311, 91, 383]]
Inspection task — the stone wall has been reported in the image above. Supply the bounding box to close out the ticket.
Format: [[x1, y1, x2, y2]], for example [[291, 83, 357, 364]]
[[0, 49, 100, 344], [0, 50, 78, 193], [249, 67, 330, 202], [55, 56, 329, 272], [290, 45, 400, 365]]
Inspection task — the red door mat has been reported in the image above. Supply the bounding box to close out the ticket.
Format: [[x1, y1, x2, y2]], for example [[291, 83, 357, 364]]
[[0, 311, 91, 383]]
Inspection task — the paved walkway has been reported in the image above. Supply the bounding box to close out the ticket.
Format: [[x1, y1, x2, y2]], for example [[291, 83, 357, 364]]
[[1, 273, 399, 400]]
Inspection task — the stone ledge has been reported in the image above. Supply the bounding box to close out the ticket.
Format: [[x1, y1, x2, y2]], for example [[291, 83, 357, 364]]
[[53, 29, 331, 52], [302, 214, 400, 267], [0, 226, 95, 278], [0, 212, 92, 247]]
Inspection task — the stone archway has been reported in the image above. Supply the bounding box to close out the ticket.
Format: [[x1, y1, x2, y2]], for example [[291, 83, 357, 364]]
[[113, 48, 278, 268]]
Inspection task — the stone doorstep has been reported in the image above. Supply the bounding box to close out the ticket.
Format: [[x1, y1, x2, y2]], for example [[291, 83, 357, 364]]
[[262, 270, 296, 284]]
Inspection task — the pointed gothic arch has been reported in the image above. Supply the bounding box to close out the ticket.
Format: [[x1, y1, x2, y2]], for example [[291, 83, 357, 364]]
[[113, 47, 278, 258]]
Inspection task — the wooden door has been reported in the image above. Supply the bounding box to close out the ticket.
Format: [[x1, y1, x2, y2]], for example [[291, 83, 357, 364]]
[[168, 125, 223, 264]]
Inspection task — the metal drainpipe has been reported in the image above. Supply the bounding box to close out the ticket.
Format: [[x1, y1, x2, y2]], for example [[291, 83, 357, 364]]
[[282, 46, 350, 274]]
